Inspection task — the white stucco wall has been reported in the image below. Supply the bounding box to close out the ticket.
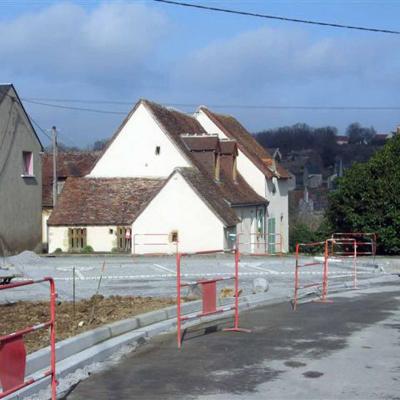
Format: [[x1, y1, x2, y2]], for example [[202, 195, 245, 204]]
[[132, 172, 227, 254], [89, 103, 190, 178], [48, 226, 118, 253], [42, 208, 52, 248], [196, 109, 289, 252], [266, 178, 289, 252]]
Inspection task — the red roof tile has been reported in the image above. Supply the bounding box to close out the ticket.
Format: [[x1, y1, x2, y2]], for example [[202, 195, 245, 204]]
[[42, 152, 100, 207], [48, 177, 165, 226], [198, 107, 290, 179]]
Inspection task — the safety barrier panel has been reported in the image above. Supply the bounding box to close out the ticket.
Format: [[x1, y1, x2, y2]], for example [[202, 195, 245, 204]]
[[293, 241, 328, 311], [0, 278, 57, 399], [132, 233, 178, 255], [236, 232, 283, 256], [332, 232, 376, 257], [176, 248, 250, 348], [327, 238, 358, 289]]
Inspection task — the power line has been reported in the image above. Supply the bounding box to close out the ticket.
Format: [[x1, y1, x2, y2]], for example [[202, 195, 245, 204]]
[[153, 0, 400, 35], [22, 99, 127, 115], [29, 116, 52, 142], [21, 98, 400, 112]]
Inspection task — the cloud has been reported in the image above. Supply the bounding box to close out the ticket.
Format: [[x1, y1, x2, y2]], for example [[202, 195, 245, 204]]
[[0, 2, 169, 88], [174, 26, 400, 95]]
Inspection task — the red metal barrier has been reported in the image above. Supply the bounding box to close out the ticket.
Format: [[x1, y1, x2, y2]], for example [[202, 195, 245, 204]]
[[0, 278, 57, 399], [327, 238, 358, 289], [332, 232, 376, 257], [176, 248, 250, 348], [236, 232, 283, 256], [293, 241, 328, 311], [132, 233, 178, 255]]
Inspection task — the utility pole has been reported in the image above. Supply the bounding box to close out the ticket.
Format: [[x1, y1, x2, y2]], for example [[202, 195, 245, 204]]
[[52, 126, 58, 207]]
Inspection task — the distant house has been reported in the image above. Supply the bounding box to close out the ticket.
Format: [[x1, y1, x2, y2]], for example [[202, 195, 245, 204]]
[[194, 107, 290, 252], [48, 100, 267, 254], [42, 152, 99, 251], [336, 135, 349, 145], [0, 84, 42, 255]]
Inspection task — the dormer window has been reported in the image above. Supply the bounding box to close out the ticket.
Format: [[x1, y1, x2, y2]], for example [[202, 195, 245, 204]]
[[22, 151, 33, 176], [155, 146, 161, 155]]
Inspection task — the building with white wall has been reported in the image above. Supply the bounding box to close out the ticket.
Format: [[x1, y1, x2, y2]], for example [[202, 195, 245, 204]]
[[195, 107, 290, 252], [48, 100, 266, 254]]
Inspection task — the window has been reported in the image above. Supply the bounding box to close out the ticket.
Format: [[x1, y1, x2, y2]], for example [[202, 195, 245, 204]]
[[155, 146, 161, 155], [116, 227, 131, 251], [68, 228, 87, 251], [22, 151, 33, 176], [170, 230, 179, 243]]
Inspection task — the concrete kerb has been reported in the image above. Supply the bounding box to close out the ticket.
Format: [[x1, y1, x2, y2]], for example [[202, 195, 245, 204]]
[[7, 273, 396, 400]]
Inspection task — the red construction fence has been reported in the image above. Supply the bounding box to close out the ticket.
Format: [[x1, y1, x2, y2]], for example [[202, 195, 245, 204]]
[[176, 248, 250, 348], [327, 238, 358, 289], [293, 241, 328, 311], [332, 232, 376, 257], [293, 234, 372, 310], [0, 278, 57, 399], [236, 232, 283, 256]]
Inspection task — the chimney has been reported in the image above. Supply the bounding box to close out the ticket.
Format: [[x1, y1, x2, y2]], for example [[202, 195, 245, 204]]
[[397, 126, 400, 136]]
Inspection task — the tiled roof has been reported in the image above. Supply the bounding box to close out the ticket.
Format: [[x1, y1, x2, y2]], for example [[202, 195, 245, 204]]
[[48, 177, 165, 226], [219, 140, 238, 155], [42, 152, 100, 207], [198, 107, 290, 179], [181, 135, 220, 152], [144, 101, 266, 207], [177, 168, 239, 226]]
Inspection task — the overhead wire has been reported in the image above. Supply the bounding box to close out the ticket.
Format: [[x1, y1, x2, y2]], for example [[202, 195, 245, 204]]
[[153, 0, 400, 35]]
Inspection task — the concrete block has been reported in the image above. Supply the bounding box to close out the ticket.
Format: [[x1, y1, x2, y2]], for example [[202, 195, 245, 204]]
[[180, 301, 201, 315], [108, 317, 139, 337], [137, 309, 168, 328]]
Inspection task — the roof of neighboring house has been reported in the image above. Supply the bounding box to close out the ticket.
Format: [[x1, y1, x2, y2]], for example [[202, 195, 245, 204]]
[[177, 168, 239, 226], [0, 83, 42, 149], [48, 177, 165, 226], [42, 152, 100, 207], [197, 107, 289, 179]]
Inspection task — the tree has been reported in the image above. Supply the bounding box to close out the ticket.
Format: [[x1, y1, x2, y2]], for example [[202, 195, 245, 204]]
[[326, 134, 400, 254], [346, 122, 376, 145], [92, 139, 109, 151]]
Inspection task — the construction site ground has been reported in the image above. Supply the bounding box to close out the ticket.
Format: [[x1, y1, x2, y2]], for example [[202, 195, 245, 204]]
[[0, 295, 176, 353]]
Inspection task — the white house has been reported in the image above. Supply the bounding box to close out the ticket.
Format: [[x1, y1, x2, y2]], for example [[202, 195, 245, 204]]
[[195, 107, 290, 252], [48, 100, 267, 254]]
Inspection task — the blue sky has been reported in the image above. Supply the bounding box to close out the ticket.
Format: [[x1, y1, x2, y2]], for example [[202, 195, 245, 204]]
[[1, 0, 399, 147]]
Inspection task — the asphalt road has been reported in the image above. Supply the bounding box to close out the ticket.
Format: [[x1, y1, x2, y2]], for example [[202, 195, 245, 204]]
[[66, 284, 400, 400]]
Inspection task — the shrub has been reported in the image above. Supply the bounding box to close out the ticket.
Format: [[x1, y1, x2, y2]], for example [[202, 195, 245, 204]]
[[81, 245, 94, 254]]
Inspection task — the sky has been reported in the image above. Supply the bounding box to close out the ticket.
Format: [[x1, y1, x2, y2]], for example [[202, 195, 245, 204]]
[[0, 0, 399, 148]]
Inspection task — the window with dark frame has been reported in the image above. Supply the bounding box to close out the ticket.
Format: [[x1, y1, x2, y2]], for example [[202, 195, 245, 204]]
[[155, 146, 161, 155], [170, 230, 179, 243]]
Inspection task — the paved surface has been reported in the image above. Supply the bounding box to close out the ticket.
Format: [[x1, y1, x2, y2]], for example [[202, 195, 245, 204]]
[[1, 253, 396, 302], [66, 283, 400, 400]]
